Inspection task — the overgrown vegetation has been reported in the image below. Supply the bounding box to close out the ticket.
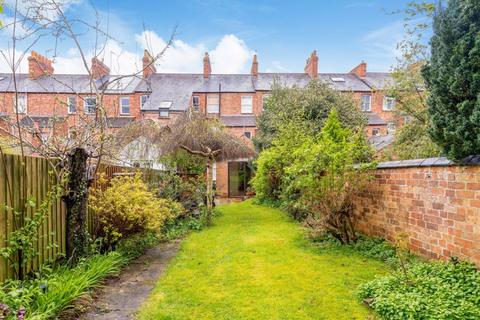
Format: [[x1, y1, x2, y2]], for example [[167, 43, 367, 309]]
[[0, 231, 159, 320], [423, 0, 480, 160], [253, 109, 374, 243], [89, 173, 184, 248]]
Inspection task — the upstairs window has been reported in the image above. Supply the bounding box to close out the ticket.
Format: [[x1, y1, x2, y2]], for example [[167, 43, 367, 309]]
[[372, 128, 380, 136], [13, 95, 27, 114], [244, 131, 252, 139], [383, 96, 395, 111], [241, 96, 253, 114], [120, 97, 130, 115], [84, 97, 97, 114], [207, 95, 219, 113], [67, 96, 76, 114], [361, 95, 371, 112], [140, 95, 149, 108], [192, 96, 200, 111]]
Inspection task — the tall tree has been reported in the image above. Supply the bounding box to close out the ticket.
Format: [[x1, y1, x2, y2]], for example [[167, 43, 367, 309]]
[[422, 0, 480, 160], [382, 1, 441, 160]]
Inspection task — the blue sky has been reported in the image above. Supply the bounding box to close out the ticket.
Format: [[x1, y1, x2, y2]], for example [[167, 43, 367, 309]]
[[1, 0, 415, 74]]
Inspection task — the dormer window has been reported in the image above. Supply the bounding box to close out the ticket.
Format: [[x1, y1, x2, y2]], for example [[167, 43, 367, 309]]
[[159, 101, 172, 118], [331, 77, 346, 82]]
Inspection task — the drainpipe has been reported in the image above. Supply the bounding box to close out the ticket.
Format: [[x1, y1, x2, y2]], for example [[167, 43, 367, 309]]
[[218, 83, 222, 117]]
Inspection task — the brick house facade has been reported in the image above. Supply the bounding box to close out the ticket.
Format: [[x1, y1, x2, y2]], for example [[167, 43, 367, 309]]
[[0, 50, 396, 198]]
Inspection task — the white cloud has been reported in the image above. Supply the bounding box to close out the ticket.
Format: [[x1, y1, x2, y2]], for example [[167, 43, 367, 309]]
[[0, 32, 255, 75], [210, 34, 253, 73]]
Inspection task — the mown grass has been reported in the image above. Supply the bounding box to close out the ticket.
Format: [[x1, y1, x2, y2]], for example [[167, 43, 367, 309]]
[[138, 201, 387, 320]]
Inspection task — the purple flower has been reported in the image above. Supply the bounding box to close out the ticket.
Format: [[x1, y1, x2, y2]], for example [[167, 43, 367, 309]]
[[0, 303, 11, 318], [16, 307, 26, 320]]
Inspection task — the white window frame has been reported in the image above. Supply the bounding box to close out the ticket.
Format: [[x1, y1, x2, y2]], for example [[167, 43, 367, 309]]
[[241, 96, 253, 114], [67, 96, 76, 114], [120, 97, 130, 115], [383, 96, 395, 111], [207, 95, 219, 114], [13, 94, 27, 114], [84, 97, 97, 114], [192, 95, 200, 111], [387, 122, 396, 134], [361, 95, 371, 112], [372, 128, 380, 136], [140, 95, 149, 109]]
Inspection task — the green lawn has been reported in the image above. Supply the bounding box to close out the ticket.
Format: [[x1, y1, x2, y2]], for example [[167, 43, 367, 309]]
[[138, 201, 386, 320]]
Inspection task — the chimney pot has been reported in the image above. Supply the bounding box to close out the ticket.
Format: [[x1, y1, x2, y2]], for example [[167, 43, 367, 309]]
[[350, 61, 367, 78], [251, 54, 258, 77], [91, 57, 110, 80], [203, 52, 211, 79], [142, 50, 156, 78], [304, 50, 318, 80], [28, 51, 54, 79]]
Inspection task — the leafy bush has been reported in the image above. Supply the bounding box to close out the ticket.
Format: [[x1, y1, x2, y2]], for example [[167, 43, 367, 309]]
[[161, 207, 212, 241], [253, 109, 374, 242], [359, 260, 480, 320], [157, 171, 206, 212], [90, 173, 184, 247]]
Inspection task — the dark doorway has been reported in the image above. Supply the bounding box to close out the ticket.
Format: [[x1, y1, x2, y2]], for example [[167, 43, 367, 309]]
[[228, 161, 252, 197]]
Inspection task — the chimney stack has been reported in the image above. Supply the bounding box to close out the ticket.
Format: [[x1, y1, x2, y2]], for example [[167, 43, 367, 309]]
[[203, 52, 211, 79], [304, 50, 318, 80], [28, 51, 54, 79], [142, 50, 157, 78], [251, 54, 258, 77], [350, 61, 367, 78], [91, 57, 110, 80]]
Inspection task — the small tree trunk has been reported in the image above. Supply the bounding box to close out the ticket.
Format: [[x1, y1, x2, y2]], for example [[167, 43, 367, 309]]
[[63, 147, 90, 262], [205, 156, 214, 224]]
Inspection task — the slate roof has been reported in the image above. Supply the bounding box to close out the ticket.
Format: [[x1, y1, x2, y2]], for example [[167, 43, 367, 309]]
[[19, 115, 65, 128], [368, 134, 394, 150], [365, 112, 387, 125], [220, 115, 256, 127], [0, 73, 141, 94], [362, 72, 394, 90], [1, 71, 392, 113], [107, 117, 135, 128]]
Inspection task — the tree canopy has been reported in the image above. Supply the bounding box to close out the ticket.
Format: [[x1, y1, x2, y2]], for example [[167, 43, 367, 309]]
[[253, 80, 367, 151], [422, 0, 480, 160]]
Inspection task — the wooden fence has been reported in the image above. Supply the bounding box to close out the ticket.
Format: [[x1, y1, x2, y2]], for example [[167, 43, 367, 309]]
[[0, 155, 157, 282]]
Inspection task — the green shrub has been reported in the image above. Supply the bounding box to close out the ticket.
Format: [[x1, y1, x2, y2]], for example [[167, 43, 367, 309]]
[[157, 171, 206, 212], [359, 260, 480, 320], [90, 173, 184, 247]]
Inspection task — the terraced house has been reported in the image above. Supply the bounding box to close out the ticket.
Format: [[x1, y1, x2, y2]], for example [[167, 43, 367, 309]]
[[0, 50, 395, 199]]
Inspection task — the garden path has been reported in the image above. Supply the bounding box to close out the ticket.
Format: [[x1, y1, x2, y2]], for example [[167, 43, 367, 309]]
[[137, 201, 386, 319], [73, 240, 180, 320]]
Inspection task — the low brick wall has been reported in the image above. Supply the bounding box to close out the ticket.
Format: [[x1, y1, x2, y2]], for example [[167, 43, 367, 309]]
[[354, 157, 480, 266]]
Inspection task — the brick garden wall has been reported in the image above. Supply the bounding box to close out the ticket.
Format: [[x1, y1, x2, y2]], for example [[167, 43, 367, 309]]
[[353, 158, 480, 266]]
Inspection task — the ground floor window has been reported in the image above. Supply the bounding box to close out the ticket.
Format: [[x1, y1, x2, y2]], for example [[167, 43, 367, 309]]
[[228, 161, 252, 197]]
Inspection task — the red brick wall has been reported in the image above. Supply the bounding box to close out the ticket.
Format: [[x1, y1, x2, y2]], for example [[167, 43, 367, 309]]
[[354, 165, 480, 266]]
